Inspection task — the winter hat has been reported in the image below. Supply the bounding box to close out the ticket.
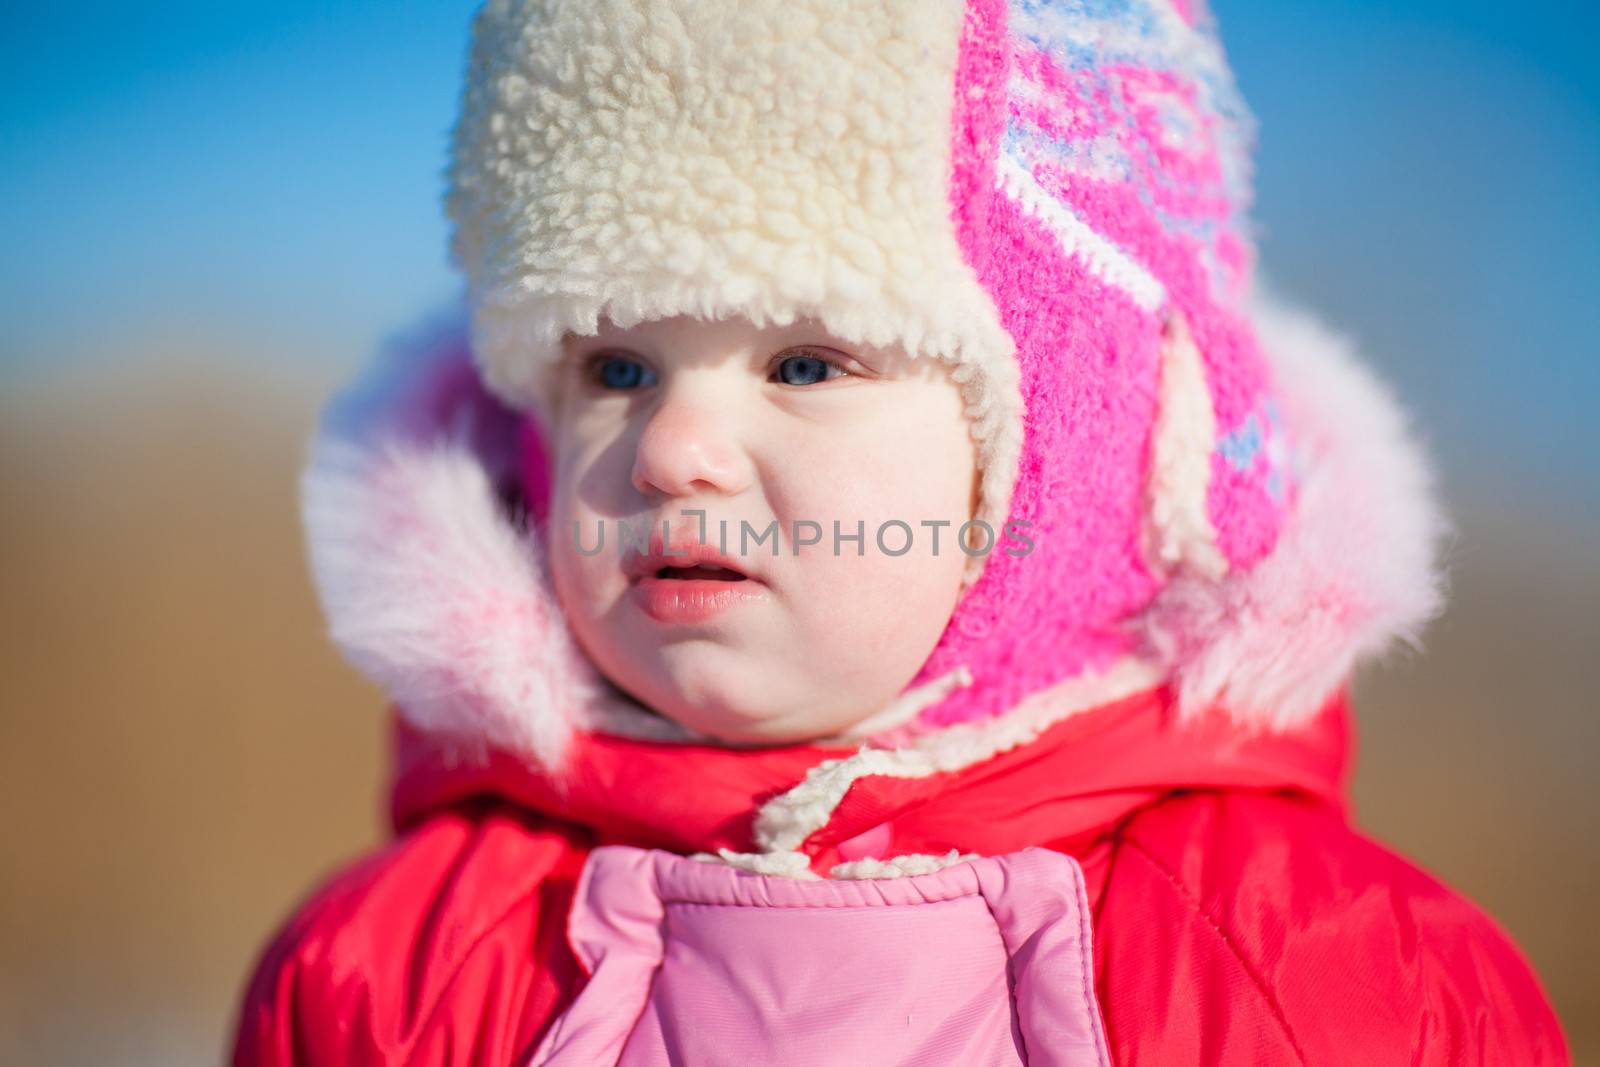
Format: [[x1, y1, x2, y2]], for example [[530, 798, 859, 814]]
[[298, 0, 1447, 772], [450, 0, 1285, 689]]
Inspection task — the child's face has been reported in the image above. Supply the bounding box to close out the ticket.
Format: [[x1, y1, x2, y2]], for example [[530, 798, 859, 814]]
[[546, 313, 980, 745]]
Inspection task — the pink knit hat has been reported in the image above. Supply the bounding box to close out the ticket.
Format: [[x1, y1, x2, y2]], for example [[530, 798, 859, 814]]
[[449, 0, 1290, 726], [298, 0, 1446, 771]]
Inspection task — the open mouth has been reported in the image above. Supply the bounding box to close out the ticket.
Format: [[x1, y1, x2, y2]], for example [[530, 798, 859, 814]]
[[655, 564, 748, 581]]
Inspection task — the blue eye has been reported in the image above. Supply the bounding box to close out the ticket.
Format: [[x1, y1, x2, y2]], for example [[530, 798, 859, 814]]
[[774, 352, 841, 386], [591, 354, 657, 390]]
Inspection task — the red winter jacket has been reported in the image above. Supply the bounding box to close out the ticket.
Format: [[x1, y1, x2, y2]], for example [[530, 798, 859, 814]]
[[229, 680, 1567, 1065]]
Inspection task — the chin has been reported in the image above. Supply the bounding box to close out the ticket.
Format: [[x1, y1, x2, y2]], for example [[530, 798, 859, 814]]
[[648, 682, 819, 747], [598, 639, 865, 746], [656, 695, 781, 744]]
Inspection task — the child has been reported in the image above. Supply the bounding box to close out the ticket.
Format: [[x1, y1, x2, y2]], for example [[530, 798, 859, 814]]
[[230, 0, 1569, 1063]]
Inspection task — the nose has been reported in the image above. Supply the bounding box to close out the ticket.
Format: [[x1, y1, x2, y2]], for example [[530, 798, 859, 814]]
[[630, 383, 752, 500]]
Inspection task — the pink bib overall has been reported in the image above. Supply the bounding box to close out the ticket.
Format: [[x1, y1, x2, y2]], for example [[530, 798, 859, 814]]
[[528, 845, 1109, 1066]]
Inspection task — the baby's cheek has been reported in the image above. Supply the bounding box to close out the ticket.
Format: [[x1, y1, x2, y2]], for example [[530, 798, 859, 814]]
[[785, 466, 967, 632], [546, 487, 615, 623], [797, 408, 969, 546]]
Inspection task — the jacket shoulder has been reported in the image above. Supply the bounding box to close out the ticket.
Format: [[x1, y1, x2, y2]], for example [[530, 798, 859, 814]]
[[228, 803, 590, 1067], [1094, 790, 1569, 1065]]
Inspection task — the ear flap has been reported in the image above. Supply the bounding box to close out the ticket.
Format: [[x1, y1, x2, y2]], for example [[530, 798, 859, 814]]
[[1140, 311, 1232, 583], [1140, 308, 1298, 581], [1131, 290, 1448, 729]]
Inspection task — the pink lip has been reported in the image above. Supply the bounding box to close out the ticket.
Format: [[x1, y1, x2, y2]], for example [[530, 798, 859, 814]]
[[623, 521, 760, 583], [631, 574, 769, 624]]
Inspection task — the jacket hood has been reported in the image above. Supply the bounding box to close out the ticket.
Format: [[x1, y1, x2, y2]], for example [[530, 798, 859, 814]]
[[301, 285, 1446, 875]]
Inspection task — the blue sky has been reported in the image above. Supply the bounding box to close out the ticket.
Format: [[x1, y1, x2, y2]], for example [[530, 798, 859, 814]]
[[2, 1, 1595, 519], [0, 3, 468, 370]]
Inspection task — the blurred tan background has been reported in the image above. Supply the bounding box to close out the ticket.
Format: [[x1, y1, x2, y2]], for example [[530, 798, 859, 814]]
[[2, 0, 1595, 1063]]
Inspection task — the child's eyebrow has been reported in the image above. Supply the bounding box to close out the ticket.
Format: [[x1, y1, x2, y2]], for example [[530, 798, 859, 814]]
[[558, 335, 611, 358]]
